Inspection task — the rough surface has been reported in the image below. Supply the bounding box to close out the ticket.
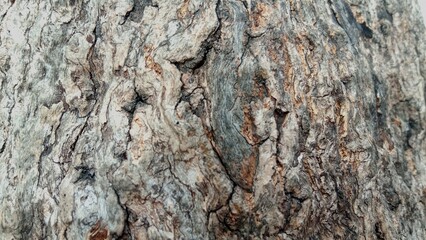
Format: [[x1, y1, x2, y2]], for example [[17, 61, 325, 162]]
[[0, 0, 425, 239]]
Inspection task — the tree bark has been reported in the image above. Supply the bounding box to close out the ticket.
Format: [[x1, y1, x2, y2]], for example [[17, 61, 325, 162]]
[[0, 0, 425, 239]]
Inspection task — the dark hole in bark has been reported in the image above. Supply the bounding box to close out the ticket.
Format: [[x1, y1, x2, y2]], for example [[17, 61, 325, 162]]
[[74, 165, 96, 183]]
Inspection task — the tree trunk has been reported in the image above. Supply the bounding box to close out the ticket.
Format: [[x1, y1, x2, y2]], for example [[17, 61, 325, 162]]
[[0, 0, 425, 239]]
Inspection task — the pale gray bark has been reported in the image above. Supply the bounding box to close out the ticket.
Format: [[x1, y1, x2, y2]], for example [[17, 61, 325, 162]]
[[0, 0, 425, 239]]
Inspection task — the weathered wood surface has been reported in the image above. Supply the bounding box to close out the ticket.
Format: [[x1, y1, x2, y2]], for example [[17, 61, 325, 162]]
[[0, 0, 425, 239]]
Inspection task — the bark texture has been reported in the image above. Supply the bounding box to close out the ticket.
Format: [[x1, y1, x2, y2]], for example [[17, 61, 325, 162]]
[[0, 0, 425, 239]]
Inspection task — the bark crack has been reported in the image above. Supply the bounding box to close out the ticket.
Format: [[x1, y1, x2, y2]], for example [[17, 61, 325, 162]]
[[119, 0, 158, 25]]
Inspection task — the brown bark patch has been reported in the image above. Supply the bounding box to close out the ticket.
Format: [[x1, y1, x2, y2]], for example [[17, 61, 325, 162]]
[[88, 220, 110, 240], [279, 37, 298, 104], [250, 3, 270, 29], [240, 152, 257, 190], [241, 106, 259, 145], [177, 0, 190, 19], [144, 46, 163, 76], [86, 34, 94, 43]]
